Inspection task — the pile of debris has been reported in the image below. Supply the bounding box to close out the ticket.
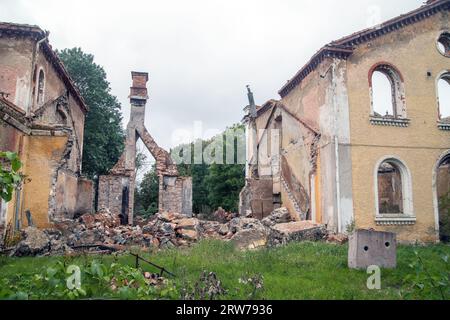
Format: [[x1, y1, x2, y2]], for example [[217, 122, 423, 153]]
[[11, 227, 74, 257], [210, 207, 237, 223], [5, 210, 234, 256], [3, 207, 341, 257]]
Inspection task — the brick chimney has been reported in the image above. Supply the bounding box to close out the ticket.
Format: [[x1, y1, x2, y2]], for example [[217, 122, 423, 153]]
[[129, 71, 149, 106]]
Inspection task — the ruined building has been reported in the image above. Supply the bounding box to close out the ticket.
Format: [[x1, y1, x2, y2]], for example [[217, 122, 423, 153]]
[[98, 72, 192, 225], [0, 23, 93, 231], [242, 0, 450, 243]]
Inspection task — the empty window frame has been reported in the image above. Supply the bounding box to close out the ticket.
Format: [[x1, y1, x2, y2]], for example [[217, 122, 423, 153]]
[[369, 63, 406, 119], [375, 157, 413, 217], [437, 32, 450, 57], [437, 73, 450, 122]]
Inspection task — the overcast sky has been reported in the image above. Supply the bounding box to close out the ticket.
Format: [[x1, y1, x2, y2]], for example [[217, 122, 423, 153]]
[[0, 0, 421, 153]]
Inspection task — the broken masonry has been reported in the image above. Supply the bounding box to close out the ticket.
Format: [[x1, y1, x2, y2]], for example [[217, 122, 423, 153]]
[[98, 72, 192, 225]]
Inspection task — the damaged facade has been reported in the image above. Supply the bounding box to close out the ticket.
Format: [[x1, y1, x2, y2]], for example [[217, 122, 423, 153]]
[[0, 25, 192, 235], [242, 0, 450, 243], [0, 23, 93, 231], [98, 72, 192, 225]]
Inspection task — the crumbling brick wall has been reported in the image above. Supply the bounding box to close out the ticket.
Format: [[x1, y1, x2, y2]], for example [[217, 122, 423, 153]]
[[0, 24, 93, 229], [159, 176, 193, 217], [98, 72, 192, 224], [98, 175, 130, 219], [239, 178, 274, 220]]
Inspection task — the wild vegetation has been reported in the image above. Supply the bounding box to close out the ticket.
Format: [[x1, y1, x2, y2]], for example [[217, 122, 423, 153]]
[[0, 151, 23, 202], [0, 241, 448, 300], [134, 124, 246, 217]]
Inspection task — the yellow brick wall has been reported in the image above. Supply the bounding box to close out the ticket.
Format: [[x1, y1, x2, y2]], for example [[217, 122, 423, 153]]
[[19, 135, 68, 229], [346, 13, 450, 243]]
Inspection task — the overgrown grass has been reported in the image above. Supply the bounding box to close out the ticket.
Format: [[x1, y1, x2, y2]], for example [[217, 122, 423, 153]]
[[0, 241, 448, 300]]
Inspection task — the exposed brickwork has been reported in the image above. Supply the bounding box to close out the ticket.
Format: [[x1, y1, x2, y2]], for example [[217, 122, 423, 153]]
[[137, 126, 179, 177], [98, 72, 191, 225], [159, 176, 192, 216], [0, 26, 92, 229], [242, 1, 450, 243], [239, 178, 274, 220], [98, 175, 128, 217]]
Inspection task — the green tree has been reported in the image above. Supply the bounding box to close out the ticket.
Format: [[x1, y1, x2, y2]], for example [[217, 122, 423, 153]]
[[172, 141, 212, 213], [135, 124, 246, 215], [204, 124, 245, 212], [134, 164, 159, 218], [172, 124, 245, 213], [191, 163, 210, 213], [205, 163, 245, 212], [58, 48, 124, 179]]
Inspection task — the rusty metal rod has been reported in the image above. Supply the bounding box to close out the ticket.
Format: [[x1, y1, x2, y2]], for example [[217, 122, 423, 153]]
[[129, 252, 176, 277]]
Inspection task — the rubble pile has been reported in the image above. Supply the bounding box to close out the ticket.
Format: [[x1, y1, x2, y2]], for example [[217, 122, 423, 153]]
[[2, 207, 340, 257], [211, 207, 237, 223], [326, 232, 349, 245], [261, 207, 292, 227], [12, 227, 74, 257], [268, 221, 327, 247]]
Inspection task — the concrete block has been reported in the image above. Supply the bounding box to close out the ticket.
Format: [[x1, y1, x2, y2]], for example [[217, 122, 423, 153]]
[[348, 229, 397, 269]]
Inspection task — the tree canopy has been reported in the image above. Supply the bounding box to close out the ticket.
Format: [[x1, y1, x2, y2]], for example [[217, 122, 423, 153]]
[[134, 124, 246, 216], [134, 164, 160, 218], [58, 48, 124, 179]]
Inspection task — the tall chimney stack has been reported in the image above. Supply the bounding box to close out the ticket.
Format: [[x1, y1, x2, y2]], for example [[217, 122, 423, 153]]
[[128, 71, 149, 125], [129, 71, 149, 106]]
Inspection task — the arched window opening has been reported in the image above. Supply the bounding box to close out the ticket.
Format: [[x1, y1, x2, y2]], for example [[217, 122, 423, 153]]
[[437, 74, 450, 122], [372, 71, 394, 117], [437, 154, 450, 242], [37, 69, 45, 105], [370, 64, 406, 120], [378, 161, 403, 214], [437, 32, 450, 57]]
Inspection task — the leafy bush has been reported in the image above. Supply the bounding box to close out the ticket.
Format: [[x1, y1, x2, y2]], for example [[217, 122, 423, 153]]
[[402, 251, 449, 300], [0, 258, 178, 300], [0, 151, 24, 202]]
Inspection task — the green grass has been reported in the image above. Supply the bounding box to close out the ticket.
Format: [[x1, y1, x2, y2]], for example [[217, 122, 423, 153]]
[[0, 241, 449, 300]]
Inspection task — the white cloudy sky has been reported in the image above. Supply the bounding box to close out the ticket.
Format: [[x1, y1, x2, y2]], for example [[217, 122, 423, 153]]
[[0, 0, 421, 152]]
